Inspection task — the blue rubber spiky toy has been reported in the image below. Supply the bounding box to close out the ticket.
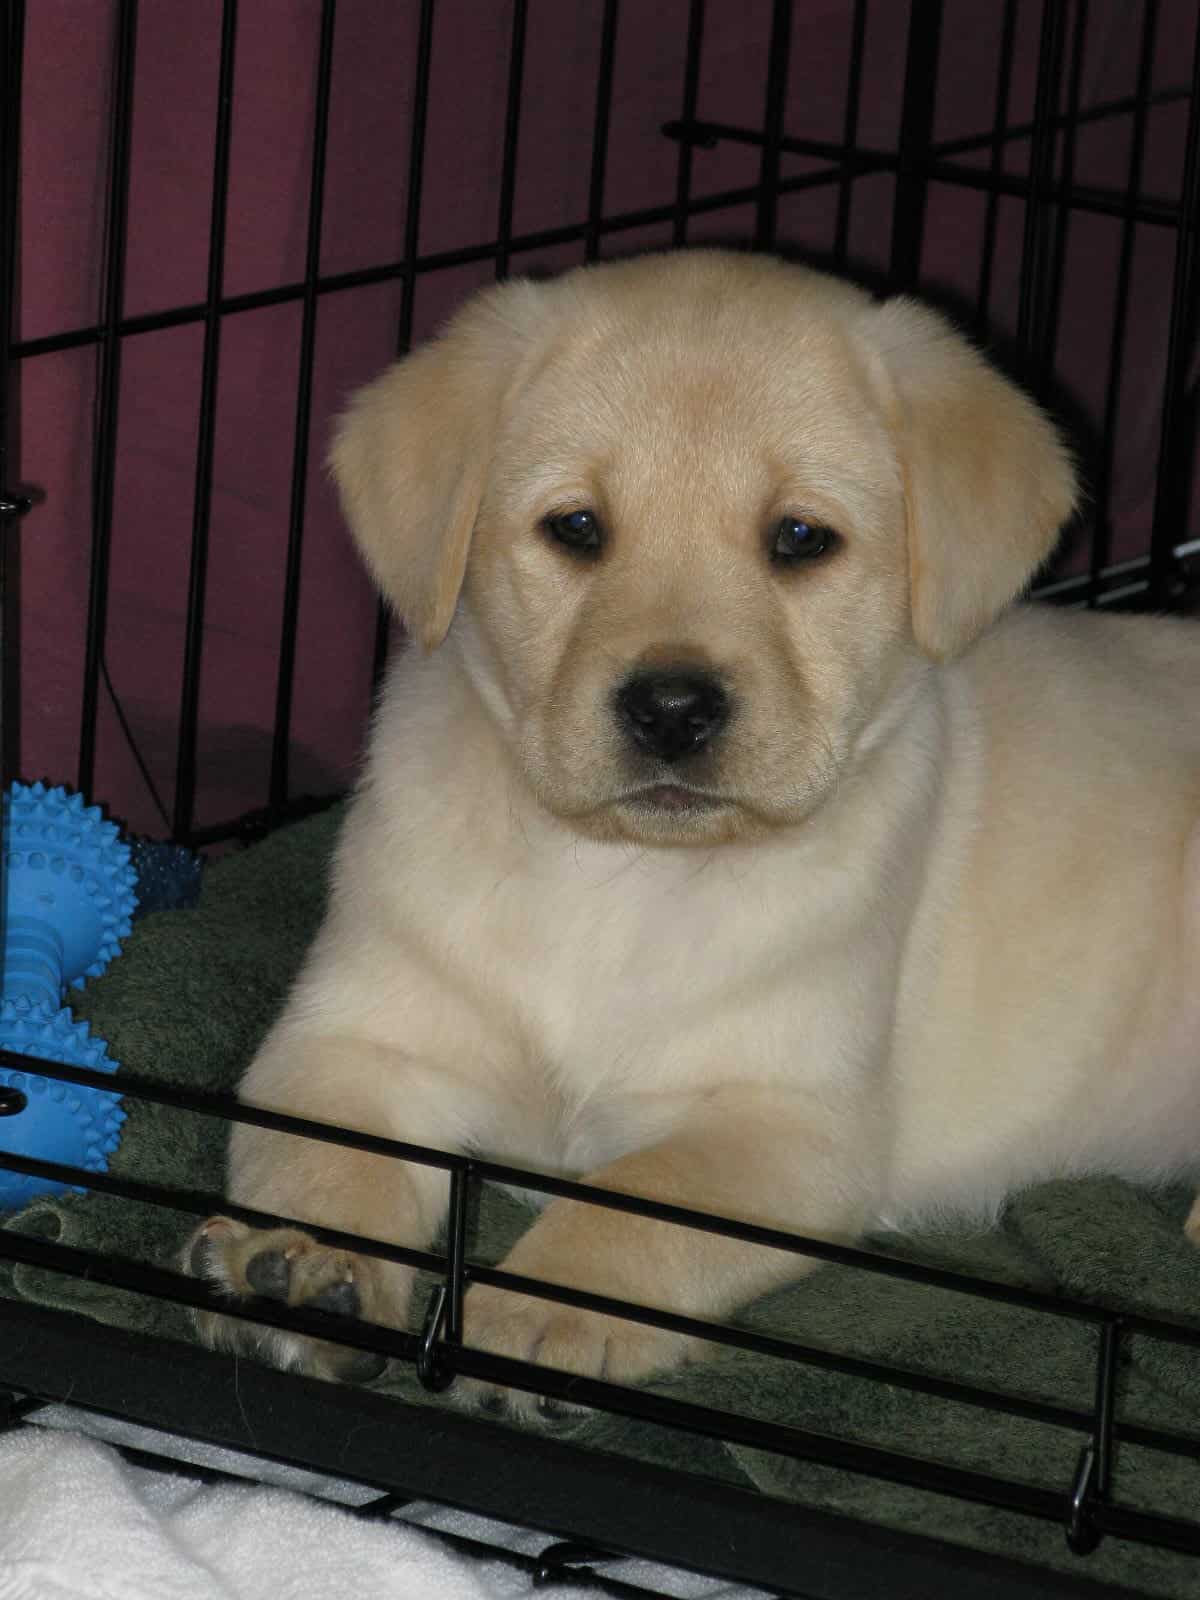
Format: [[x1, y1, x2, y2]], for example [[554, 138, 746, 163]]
[[0, 782, 137, 1210]]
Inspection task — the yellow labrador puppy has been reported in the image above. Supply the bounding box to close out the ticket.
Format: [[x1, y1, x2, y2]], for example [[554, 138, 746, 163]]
[[189, 251, 1200, 1410]]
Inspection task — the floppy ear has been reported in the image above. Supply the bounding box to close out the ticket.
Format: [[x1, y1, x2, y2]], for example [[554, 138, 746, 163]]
[[329, 283, 544, 650], [870, 298, 1078, 662]]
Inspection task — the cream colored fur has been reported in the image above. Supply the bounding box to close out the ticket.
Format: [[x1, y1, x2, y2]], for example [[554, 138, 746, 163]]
[[190, 251, 1200, 1407]]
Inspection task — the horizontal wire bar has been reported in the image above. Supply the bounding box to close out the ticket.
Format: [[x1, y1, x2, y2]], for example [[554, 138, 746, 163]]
[[15, 74, 1190, 370], [17, 1226, 1200, 1555], [0, 1147, 445, 1275], [4, 1047, 1200, 1350], [0, 149, 898, 365], [934, 84, 1193, 158], [3, 1143, 1197, 1464], [0, 1229, 1149, 1539], [13, 143, 1181, 371], [664, 118, 1186, 228], [668, 81, 1192, 164], [0, 1227, 423, 1362], [0, 1154, 1116, 1437]]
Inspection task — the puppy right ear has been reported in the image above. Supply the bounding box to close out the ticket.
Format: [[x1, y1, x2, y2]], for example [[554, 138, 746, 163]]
[[330, 283, 544, 650]]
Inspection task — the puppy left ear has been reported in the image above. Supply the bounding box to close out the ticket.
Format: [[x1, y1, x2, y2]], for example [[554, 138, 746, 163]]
[[869, 298, 1078, 662], [330, 281, 546, 650]]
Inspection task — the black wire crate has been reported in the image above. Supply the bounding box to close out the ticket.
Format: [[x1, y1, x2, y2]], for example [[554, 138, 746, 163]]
[[3, 1047, 1200, 1599], [3, 2, 1200, 1596]]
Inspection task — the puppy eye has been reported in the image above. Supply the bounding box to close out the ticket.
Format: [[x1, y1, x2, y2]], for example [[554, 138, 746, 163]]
[[543, 508, 603, 555], [770, 515, 837, 564]]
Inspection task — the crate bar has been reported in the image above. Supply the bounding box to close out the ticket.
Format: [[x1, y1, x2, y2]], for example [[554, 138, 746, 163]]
[[832, 0, 869, 271], [8, 1304, 1156, 1600], [1089, 0, 1159, 605], [0, 1233, 1131, 1540], [662, 114, 1187, 232], [1093, 1320, 1121, 1502], [444, 1162, 470, 1347], [8, 1229, 1200, 1564], [0, 1148, 444, 1275], [930, 153, 1181, 227], [268, 0, 338, 822], [936, 81, 1191, 159], [1030, 0, 1087, 402], [667, 82, 1195, 172], [754, 0, 792, 253], [77, 0, 138, 799], [5, 1140, 1182, 1451], [0, 0, 28, 792], [974, 0, 1019, 333], [1016, 0, 1066, 375], [584, 0, 620, 262], [493, 0, 528, 281], [7, 1047, 1200, 1349], [1148, 10, 1200, 606], [12, 142, 1190, 370], [170, 2, 239, 842], [370, 0, 437, 692], [670, 0, 706, 248], [0, 1226, 423, 1364], [889, 0, 944, 291]]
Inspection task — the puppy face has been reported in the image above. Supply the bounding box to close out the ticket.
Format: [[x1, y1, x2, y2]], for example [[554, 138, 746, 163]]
[[333, 253, 1076, 847], [464, 291, 909, 844]]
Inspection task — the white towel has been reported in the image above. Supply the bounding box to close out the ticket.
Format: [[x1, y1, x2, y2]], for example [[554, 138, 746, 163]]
[[0, 1429, 574, 1600], [0, 1426, 766, 1600]]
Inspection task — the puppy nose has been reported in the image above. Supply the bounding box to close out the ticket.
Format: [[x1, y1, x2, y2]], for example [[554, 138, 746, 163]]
[[616, 670, 730, 763]]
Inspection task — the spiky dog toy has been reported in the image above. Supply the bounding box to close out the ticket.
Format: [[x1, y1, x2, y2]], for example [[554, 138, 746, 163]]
[[0, 782, 136, 1209]]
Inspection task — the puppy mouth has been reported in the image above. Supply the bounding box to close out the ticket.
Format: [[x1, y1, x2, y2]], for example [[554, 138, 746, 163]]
[[623, 784, 726, 814]]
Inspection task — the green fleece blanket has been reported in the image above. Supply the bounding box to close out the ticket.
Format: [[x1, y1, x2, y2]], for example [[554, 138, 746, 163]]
[[3, 808, 1199, 1596]]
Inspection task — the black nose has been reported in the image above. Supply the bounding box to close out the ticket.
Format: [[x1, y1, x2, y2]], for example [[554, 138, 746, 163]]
[[615, 670, 730, 763]]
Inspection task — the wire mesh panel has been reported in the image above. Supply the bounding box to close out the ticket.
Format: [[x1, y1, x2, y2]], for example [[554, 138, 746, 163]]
[[2, 0, 1197, 842]]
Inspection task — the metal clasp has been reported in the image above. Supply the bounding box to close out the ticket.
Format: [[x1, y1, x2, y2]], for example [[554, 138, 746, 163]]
[[1065, 1443, 1100, 1555], [532, 1541, 617, 1587], [417, 1283, 454, 1392]]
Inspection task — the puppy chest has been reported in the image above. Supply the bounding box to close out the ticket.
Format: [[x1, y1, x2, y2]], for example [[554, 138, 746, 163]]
[[502, 877, 886, 1095]]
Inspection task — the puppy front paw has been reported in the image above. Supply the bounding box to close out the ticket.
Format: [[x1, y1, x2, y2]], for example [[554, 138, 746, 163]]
[[457, 1281, 695, 1421], [185, 1215, 392, 1383]]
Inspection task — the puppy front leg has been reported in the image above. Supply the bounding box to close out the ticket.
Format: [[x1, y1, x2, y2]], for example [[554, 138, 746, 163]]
[[462, 1087, 877, 1418], [187, 1036, 481, 1382]]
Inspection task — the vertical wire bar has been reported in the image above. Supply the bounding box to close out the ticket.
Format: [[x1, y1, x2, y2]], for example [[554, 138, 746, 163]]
[[445, 1163, 470, 1347], [832, 0, 869, 271], [268, 0, 337, 819], [754, 0, 792, 253], [371, 0, 437, 692], [172, 0, 239, 841], [974, 0, 1020, 334], [0, 0, 27, 793], [584, 0, 620, 263], [1029, 0, 1086, 401], [78, 0, 138, 799], [1148, 9, 1200, 605], [494, 0, 528, 281], [1016, 0, 1066, 374], [671, 0, 706, 248], [1093, 1319, 1120, 1502], [888, 0, 944, 291], [1089, 0, 1158, 604]]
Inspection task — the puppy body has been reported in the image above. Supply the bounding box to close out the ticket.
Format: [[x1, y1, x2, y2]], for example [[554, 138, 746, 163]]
[[194, 252, 1200, 1397]]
